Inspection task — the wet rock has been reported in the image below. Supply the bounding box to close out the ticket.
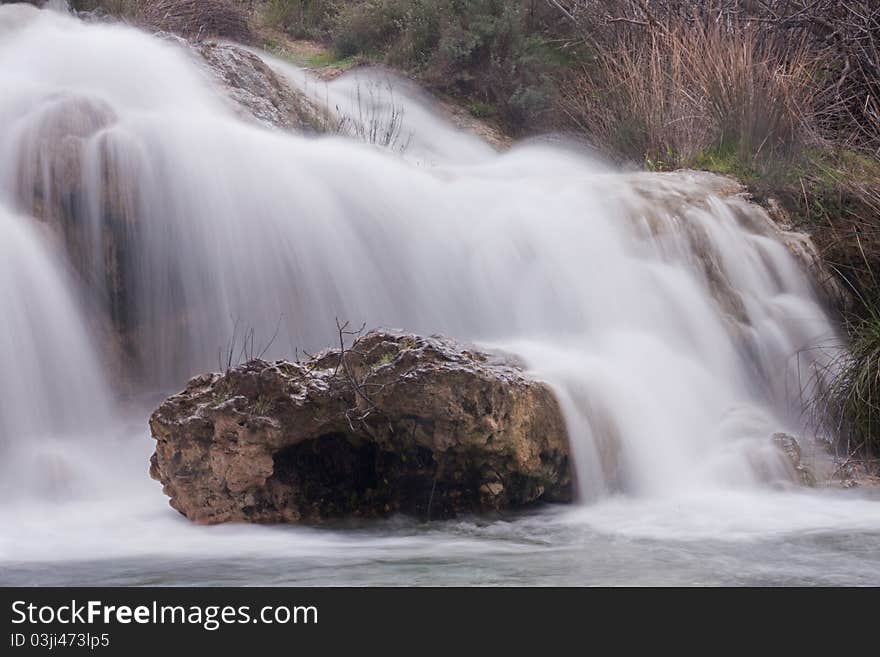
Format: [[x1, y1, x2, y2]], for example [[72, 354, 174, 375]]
[[10, 46, 326, 385], [196, 41, 327, 132], [771, 432, 816, 486], [760, 197, 854, 313], [12, 93, 135, 385], [778, 229, 854, 314], [149, 330, 574, 524], [663, 172, 853, 314]]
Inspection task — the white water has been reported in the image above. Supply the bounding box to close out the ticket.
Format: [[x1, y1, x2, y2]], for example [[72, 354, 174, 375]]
[[1, 4, 879, 585], [0, 206, 115, 500], [259, 52, 496, 165]]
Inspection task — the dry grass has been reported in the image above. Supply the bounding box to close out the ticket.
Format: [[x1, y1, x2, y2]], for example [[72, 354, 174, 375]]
[[313, 78, 413, 152], [560, 17, 819, 168], [772, 1, 880, 156], [72, 0, 253, 41], [139, 0, 253, 42]]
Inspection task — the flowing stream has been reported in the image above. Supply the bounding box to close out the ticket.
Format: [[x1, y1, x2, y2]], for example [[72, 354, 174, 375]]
[[1, 4, 880, 585]]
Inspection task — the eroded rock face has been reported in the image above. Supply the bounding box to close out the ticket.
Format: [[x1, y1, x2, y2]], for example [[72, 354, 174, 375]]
[[10, 93, 137, 386], [771, 433, 817, 486], [760, 196, 854, 313], [196, 41, 326, 132], [149, 331, 573, 524], [778, 229, 854, 313], [661, 172, 853, 315]]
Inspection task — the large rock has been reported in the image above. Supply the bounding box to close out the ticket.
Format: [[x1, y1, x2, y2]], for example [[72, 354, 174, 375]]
[[149, 331, 574, 524]]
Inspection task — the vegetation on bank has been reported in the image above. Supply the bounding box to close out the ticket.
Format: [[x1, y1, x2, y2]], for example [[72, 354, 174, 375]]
[[258, 0, 569, 128], [66, 0, 880, 461]]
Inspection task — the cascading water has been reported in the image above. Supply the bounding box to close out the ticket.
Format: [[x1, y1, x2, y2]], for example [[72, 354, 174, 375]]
[[2, 4, 880, 585], [0, 205, 114, 499]]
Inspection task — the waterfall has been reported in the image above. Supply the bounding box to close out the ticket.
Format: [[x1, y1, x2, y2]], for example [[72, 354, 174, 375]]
[[0, 4, 841, 507], [0, 204, 114, 499]]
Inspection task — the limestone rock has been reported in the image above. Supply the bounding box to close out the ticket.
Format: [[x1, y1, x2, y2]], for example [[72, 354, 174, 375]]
[[771, 432, 817, 486], [196, 41, 327, 132], [758, 195, 853, 313], [149, 331, 573, 524]]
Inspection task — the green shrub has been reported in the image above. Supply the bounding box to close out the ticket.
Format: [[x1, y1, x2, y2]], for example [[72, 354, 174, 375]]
[[331, 0, 404, 57], [263, 0, 335, 39], [467, 100, 496, 118], [328, 0, 560, 131], [813, 299, 880, 464]]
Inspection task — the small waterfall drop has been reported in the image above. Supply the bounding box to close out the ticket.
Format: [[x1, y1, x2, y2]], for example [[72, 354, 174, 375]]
[[0, 204, 113, 498]]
